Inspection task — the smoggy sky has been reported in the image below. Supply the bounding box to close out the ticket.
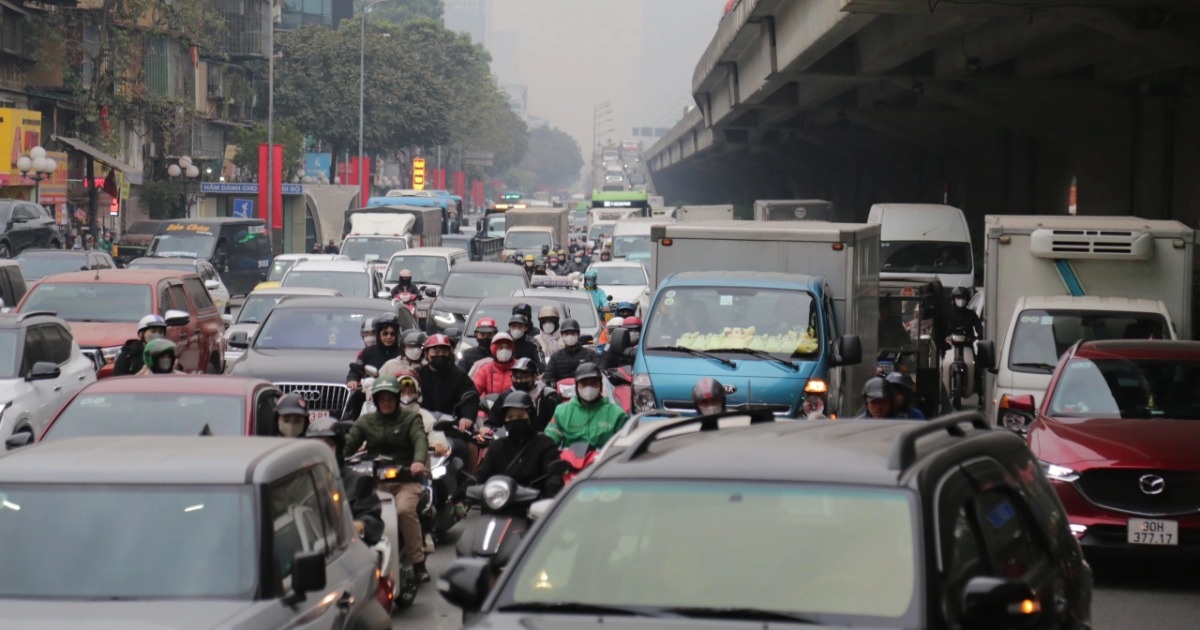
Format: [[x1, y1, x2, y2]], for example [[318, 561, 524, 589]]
[[487, 0, 725, 155]]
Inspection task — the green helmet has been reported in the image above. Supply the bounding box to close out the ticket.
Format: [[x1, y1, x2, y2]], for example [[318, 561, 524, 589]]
[[143, 338, 177, 374], [371, 374, 401, 398]]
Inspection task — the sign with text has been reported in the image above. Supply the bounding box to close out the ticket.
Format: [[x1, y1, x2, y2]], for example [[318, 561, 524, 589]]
[[412, 157, 426, 190], [200, 182, 302, 195]]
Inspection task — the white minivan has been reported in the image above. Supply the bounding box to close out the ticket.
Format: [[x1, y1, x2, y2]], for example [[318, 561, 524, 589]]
[[611, 217, 676, 263], [867, 203, 974, 289]]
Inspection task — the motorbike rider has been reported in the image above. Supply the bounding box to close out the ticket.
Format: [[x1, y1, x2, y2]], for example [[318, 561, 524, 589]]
[[856, 377, 915, 420], [534, 305, 564, 359], [533, 262, 549, 276], [885, 372, 927, 420], [304, 416, 384, 546], [342, 375, 431, 583], [598, 250, 612, 262], [414, 334, 481, 470], [475, 392, 564, 499], [948, 286, 983, 341], [359, 317, 377, 350], [565, 251, 587, 274], [522, 254, 536, 279], [600, 317, 641, 371], [507, 313, 544, 370], [583, 269, 607, 314], [546, 256, 564, 275], [391, 368, 452, 456], [381, 329, 426, 374], [473, 332, 517, 398], [597, 316, 623, 350], [692, 378, 727, 416], [137, 338, 183, 375], [114, 314, 168, 376], [273, 393, 310, 437], [545, 363, 628, 449], [389, 269, 417, 298], [457, 317, 497, 373], [347, 314, 402, 388], [544, 318, 601, 385], [615, 302, 636, 320], [487, 358, 556, 432]]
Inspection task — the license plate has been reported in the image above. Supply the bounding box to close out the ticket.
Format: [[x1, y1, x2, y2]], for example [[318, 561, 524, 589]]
[[308, 410, 331, 422], [1127, 518, 1178, 546]]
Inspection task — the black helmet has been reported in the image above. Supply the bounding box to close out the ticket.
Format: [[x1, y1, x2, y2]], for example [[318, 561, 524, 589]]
[[575, 362, 602, 381], [691, 377, 726, 411], [374, 314, 400, 335], [951, 286, 972, 300], [401, 328, 426, 347], [508, 313, 530, 327], [511, 357, 537, 374], [276, 392, 309, 416], [501, 390, 534, 413], [862, 377, 894, 401], [560, 318, 581, 334], [305, 416, 340, 438], [511, 303, 533, 321], [885, 371, 914, 392]]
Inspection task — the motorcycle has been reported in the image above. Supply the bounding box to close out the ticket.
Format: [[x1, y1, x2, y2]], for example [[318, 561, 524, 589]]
[[345, 453, 419, 611], [455, 463, 568, 569], [941, 331, 977, 410], [392, 289, 421, 318], [560, 441, 598, 485], [341, 363, 380, 421], [422, 416, 467, 544], [606, 366, 634, 413]]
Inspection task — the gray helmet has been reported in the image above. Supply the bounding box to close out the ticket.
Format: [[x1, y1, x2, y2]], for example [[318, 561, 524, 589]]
[[885, 371, 914, 392], [862, 377, 893, 401], [501, 390, 534, 413], [575, 362, 602, 381], [560, 318, 581, 334], [361, 317, 377, 334], [401, 328, 427, 348]]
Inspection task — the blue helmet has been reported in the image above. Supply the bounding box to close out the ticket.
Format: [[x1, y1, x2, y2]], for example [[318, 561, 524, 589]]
[[617, 301, 635, 314]]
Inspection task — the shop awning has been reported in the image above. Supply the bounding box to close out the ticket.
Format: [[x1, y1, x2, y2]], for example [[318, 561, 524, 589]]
[[52, 135, 144, 185]]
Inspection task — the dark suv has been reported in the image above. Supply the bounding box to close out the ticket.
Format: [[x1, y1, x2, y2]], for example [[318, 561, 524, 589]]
[[0, 201, 60, 257], [440, 412, 1092, 629]]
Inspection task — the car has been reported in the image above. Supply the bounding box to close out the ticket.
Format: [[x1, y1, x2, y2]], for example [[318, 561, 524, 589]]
[[381, 246, 469, 295], [256, 253, 347, 291], [427, 262, 530, 334], [510, 287, 604, 342], [14, 248, 115, 282], [1024, 339, 1200, 554], [0, 201, 60, 257], [440, 233, 472, 257], [32, 375, 281, 444], [280, 259, 384, 299], [0, 260, 27, 310], [440, 411, 1092, 629], [112, 220, 161, 267], [0, 312, 96, 447], [0, 436, 391, 629], [224, 287, 344, 364], [16, 269, 226, 377], [226, 297, 409, 420], [127, 256, 232, 313], [586, 260, 650, 314]]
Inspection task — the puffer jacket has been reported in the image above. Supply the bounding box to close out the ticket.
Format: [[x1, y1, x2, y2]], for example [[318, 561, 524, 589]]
[[543, 345, 600, 385], [544, 396, 628, 449], [473, 359, 515, 397]]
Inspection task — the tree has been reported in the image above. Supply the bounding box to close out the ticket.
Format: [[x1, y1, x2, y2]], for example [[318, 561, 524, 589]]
[[514, 126, 583, 190], [363, 0, 443, 25], [228, 119, 305, 181]]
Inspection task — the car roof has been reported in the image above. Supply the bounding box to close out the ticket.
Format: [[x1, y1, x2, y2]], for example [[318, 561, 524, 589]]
[[512, 288, 590, 301], [71, 375, 273, 396], [387, 247, 461, 260], [275, 253, 346, 261], [288, 260, 369, 272], [247, 287, 343, 298], [588, 261, 646, 269], [16, 249, 87, 258], [0, 436, 331, 485], [0, 312, 60, 329], [1015, 295, 1167, 311], [663, 270, 821, 288], [272, 296, 393, 311], [30, 269, 195, 284], [451, 262, 528, 275], [1072, 339, 1200, 361], [129, 257, 200, 266]]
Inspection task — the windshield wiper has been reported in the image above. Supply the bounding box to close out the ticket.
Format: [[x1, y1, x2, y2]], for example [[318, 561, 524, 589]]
[[1011, 362, 1056, 373], [647, 346, 736, 368], [711, 348, 800, 371], [665, 606, 819, 623], [497, 602, 672, 617]]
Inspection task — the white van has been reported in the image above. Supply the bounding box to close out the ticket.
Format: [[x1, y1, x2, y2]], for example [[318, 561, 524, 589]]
[[867, 203, 973, 289], [611, 217, 676, 263]]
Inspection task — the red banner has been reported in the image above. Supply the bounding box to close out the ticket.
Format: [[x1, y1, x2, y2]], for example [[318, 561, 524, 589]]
[[258, 143, 283, 230]]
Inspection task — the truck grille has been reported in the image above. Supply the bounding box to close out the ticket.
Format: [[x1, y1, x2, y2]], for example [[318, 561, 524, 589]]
[[1029, 228, 1152, 260], [276, 383, 350, 413], [1076, 469, 1200, 517]]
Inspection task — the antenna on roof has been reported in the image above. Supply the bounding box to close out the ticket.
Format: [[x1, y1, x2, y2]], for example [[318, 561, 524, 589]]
[[199, 423, 213, 436]]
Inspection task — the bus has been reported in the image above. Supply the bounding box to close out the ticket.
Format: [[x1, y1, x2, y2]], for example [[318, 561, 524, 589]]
[[590, 190, 651, 217]]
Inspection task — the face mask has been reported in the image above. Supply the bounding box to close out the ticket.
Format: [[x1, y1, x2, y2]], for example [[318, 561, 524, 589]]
[[513, 379, 533, 392], [506, 418, 534, 440], [954, 298, 967, 308], [698, 404, 723, 416], [156, 357, 174, 372], [541, 321, 558, 335], [563, 334, 579, 347], [405, 347, 423, 361], [574, 257, 582, 263], [145, 330, 164, 341], [525, 262, 534, 268], [363, 335, 377, 346], [495, 348, 513, 363], [400, 395, 416, 406], [578, 385, 601, 402], [509, 327, 525, 340], [430, 355, 452, 370], [278, 419, 305, 437]]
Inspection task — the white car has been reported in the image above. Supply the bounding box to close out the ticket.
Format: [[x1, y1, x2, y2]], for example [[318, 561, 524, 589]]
[[0, 312, 97, 448], [128, 257, 233, 313], [588, 261, 651, 316]]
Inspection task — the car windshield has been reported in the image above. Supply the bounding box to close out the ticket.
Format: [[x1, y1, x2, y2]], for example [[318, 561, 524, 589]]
[[589, 224, 612, 243], [443, 272, 527, 299], [148, 232, 216, 258], [15, 254, 87, 280], [503, 481, 917, 623], [282, 270, 368, 297], [613, 236, 650, 258], [0, 484, 256, 599], [505, 231, 552, 250], [236, 294, 290, 324], [595, 266, 646, 286], [645, 287, 821, 358], [484, 217, 506, 238], [880, 241, 971, 275], [1049, 357, 1200, 420], [21, 283, 152, 323], [385, 255, 450, 285], [267, 258, 297, 282], [44, 393, 246, 440], [255, 307, 386, 350], [341, 237, 408, 262], [1009, 310, 1169, 373]]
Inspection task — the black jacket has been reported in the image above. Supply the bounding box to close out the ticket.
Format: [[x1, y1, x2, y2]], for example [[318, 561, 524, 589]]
[[487, 387, 557, 433], [544, 345, 600, 384], [474, 433, 563, 498], [113, 339, 145, 376], [599, 345, 636, 371], [346, 343, 402, 382], [456, 344, 490, 374], [341, 466, 384, 545], [416, 364, 481, 419], [513, 337, 544, 371], [949, 306, 983, 339]]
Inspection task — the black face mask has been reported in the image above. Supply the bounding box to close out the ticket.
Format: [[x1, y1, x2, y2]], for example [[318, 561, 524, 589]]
[[429, 355, 452, 370], [512, 379, 534, 392], [506, 419, 533, 440]]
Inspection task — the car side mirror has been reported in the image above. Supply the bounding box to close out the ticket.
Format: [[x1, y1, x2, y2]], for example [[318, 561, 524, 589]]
[[444, 326, 462, 343], [163, 309, 190, 327], [27, 361, 60, 381], [424, 287, 438, 298], [204, 279, 220, 291], [961, 576, 1042, 629], [286, 550, 327, 604], [221, 313, 233, 328], [528, 498, 554, 521], [377, 290, 392, 299], [5, 432, 32, 450], [976, 340, 996, 371], [228, 331, 250, 349], [437, 558, 491, 612], [833, 335, 862, 366]]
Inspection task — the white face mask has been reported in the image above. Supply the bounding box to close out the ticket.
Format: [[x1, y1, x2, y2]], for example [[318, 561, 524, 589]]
[[954, 298, 967, 308], [541, 321, 558, 335], [509, 327, 525, 340], [405, 347, 423, 361], [277, 418, 305, 437], [363, 335, 377, 346], [574, 257, 582, 263], [495, 348, 513, 362], [156, 357, 174, 372], [562, 334, 579, 347], [578, 385, 601, 402], [400, 395, 416, 406]]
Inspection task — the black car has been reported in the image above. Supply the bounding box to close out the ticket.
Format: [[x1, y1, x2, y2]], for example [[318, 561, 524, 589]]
[[15, 248, 115, 282], [427, 262, 530, 335], [440, 412, 1092, 629], [0, 202, 61, 258]]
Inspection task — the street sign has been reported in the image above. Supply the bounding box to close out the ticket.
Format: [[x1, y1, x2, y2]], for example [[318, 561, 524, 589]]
[[463, 151, 494, 167], [233, 198, 254, 218], [412, 158, 426, 190], [200, 182, 303, 195]]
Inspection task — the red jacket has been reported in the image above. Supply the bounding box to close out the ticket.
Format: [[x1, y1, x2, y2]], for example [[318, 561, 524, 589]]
[[473, 359, 514, 397]]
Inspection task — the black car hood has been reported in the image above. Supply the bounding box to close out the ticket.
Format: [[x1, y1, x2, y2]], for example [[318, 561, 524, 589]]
[[227, 348, 359, 383], [431, 295, 479, 316]]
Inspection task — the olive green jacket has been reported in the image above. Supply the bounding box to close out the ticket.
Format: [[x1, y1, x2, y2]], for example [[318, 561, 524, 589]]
[[343, 408, 429, 466]]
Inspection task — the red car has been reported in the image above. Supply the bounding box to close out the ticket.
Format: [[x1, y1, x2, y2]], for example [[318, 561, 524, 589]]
[[1025, 339, 1200, 553], [37, 375, 282, 442]]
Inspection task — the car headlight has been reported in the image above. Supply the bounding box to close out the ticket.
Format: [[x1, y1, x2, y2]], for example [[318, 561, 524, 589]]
[[1039, 461, 1080, 483], [633, 373, 655, 412], [100, 346, 122, 364], [483, 477, 513, 510], [433, 310, 457, 325]]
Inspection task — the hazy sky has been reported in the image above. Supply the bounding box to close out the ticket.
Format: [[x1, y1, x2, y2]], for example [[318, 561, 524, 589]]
[[487, 0, 726, 153]]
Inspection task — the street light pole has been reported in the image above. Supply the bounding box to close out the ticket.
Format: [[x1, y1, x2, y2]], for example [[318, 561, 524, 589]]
[[359, 0, 390, 201], [267, 6, 275, 241]]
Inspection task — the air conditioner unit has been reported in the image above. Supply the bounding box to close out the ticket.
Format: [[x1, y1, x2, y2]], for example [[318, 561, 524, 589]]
[[1029, 228, 1154, 261]]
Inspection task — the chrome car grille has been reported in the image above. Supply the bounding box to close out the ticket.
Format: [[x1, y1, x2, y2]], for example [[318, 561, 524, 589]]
[[1076, 469, 1200, 517], [276, 383, 350, 413]]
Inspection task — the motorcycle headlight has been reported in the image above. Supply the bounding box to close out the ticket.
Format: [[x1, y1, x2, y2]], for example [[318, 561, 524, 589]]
[[100, 345, 123, 364], [433, 310, 457, 325], [483, 477, 513, 510], [1039, 461, 1080, 483]]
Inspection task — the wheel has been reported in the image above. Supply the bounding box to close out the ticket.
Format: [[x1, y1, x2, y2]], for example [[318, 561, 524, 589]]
[[0, 241, 12, 258], [950, 370, 962, 411], [48, 240, 60, 250]]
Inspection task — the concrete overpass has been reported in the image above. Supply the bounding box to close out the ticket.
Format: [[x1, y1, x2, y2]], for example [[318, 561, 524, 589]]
[[646, 0, 1200, 227]]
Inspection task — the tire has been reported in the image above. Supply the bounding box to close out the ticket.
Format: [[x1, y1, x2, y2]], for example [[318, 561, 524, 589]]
[[950, 370, 962, 411], [0, 241, 12, 258]]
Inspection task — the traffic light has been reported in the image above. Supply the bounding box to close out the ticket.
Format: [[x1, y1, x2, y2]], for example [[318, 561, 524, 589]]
[[412, 157, 426, 190]]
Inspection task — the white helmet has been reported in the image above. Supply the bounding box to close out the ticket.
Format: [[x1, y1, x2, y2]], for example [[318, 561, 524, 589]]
[[137, 314, 167, 335], [607, 316, 625, 330]]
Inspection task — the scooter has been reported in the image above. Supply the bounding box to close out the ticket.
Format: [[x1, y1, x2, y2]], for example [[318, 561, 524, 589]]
[[606, 366, 634, 413], [941, 331, 976, 410], [341, 363, 379, 421], [392, 289, 421, 318], [346, 453, 419, 611], [560, 441, 598, 485], [455, 463, 567, 568]]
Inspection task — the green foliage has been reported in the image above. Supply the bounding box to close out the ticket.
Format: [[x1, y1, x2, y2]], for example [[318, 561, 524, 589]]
[[515, 126, 584, 190], [138, 180, 187, 220], [229, 120, 306, 180], [362, 0, 444, 25]]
